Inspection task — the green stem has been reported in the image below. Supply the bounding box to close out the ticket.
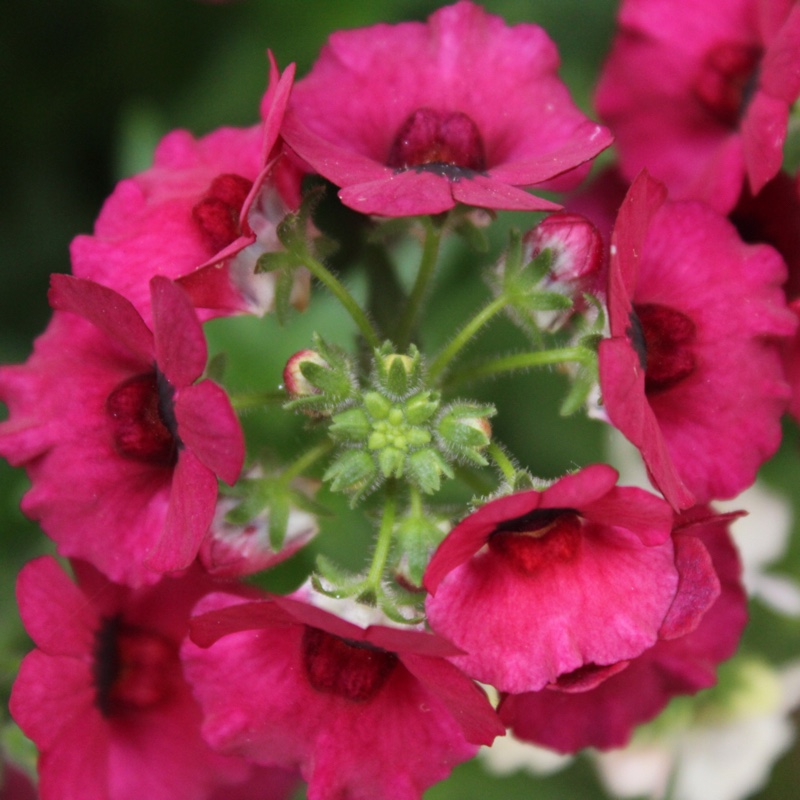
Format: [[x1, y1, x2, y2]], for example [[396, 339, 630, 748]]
[[427, 294, 509, 383], [443, 346, 590, 389], [396, 219, 442, 349], [300, 253, 381, 349], [364, 484, 398, 593], [280, 439, 334, 485], [488, 443, 516, 483]]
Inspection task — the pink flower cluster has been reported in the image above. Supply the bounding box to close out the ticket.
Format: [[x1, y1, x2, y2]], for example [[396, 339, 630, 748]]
[[1, 1, 798, 798]]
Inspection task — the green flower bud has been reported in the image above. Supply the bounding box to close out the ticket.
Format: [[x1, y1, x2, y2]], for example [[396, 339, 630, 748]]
[[323, 449, 377, 496], [407, 448, 454, 494]]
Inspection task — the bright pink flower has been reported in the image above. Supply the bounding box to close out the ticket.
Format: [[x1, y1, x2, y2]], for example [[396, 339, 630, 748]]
[[184, 591, 504, 800], [9, 556, 296, 800], [282, 1, 612, 217], [499, 507, 747, 752], [0, 275, 244, 585], [423, 464, 679, 694], [598, 172, 795, 509], [71, 57, 308, 321], [596, 0, 800, 213]]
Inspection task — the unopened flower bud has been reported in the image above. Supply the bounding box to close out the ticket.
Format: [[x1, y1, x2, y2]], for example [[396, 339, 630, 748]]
[[525, 212, 603, 288], [283, 350, 329, 398], [373, 344, 424, 399]]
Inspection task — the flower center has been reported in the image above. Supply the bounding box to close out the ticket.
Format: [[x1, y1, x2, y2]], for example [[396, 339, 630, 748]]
[[387, 108, 487, 178], [488, 507, 581, 574], [192, 173, 254, 252], [694, 42, 762, 127], [93, 616, 179, 717], [629, 303, 698, 394], [301, 626, 398, 702], [106, 370, 178, 466]]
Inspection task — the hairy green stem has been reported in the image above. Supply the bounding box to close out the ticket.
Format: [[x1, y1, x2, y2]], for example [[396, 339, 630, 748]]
[[488, 443, 517, 483], [443, 346, 591, 389], [427, 294, 509, 383], [300, 253, 382, 349], [396, 219, 442, 349], [364, 484, 398, 594]]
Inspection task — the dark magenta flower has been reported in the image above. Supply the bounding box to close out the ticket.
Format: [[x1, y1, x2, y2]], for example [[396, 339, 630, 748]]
[[598, 171, 795, 509], [71, 56, 308, 321], [10, 557, 297, 800], [596, 0, 800, 213], [282, 1, 612, 217], [0, 276, 244, 585], [423, 465, 680, 694], [498, 507, 747, 752], [184, 591, 504, 800]]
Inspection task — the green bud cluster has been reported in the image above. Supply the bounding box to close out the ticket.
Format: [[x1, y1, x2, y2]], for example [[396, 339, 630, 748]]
[[295, 342, 495, 504]]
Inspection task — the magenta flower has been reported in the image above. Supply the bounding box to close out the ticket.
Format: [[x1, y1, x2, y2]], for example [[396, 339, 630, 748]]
[[423, 464, 680, 695], [597, 171, 795, 509], [184, 591, 504, 800], [596, 0, 800, 213], [281, 1, 612, 217], [71, 56, 307, 321], [0, 275, 244, 585], [498, 507, 747, 752], [9, 556, 296, 800]]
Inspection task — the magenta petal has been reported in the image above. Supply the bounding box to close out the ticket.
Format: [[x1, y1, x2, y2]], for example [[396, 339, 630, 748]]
[[488, 121, 614, 185], [37, 712, 110, 800], [175, 381, 244, 485], [338, 171, 458, 216], [150, 277, 207, 387], [190, 599, 294, 647], [741, 91, 789, 195], [609, 171, 667, 328], [16, 557, 97, 656], [146, 449, 217, 573], [48, 274, 154, 363], [451, 175, 562, 212], [258, 54, 296, 163], [424, 492, 543, 595], [426, 524, 677, 693], [400, 653, 504, 746], [659, 532, 720, 640], [10, 650, 98, 751], [598, 337, 696, 510], [761, 3, 800, 99], [178, 259, 253, 313], [282, 113, 389, 186]]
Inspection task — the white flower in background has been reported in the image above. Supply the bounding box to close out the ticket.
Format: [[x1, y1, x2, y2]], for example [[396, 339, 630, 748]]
[[593, 659, 800, 800], [479, 734, 572, 778]]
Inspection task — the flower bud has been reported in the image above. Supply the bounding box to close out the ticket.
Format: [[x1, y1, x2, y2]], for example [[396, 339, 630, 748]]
[[283, 350, 329, 398], [525, 212, 603, 288]]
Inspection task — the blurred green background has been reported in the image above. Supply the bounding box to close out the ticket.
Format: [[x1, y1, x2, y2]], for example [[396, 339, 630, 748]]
[[1, 0, 799, 797]]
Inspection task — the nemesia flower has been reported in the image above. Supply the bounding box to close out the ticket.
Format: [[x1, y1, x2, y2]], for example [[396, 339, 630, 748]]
[[597, 171, 795, 509], [423, 464, 681, 694], [499, 506, 747, 752], [184, 589, 505, 800], [282, 1, 612, 217], [596, 0, 800, 213], [9, 556, 297, 800], [0, 275, 244, 585], [71, 56, 309, 321]]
